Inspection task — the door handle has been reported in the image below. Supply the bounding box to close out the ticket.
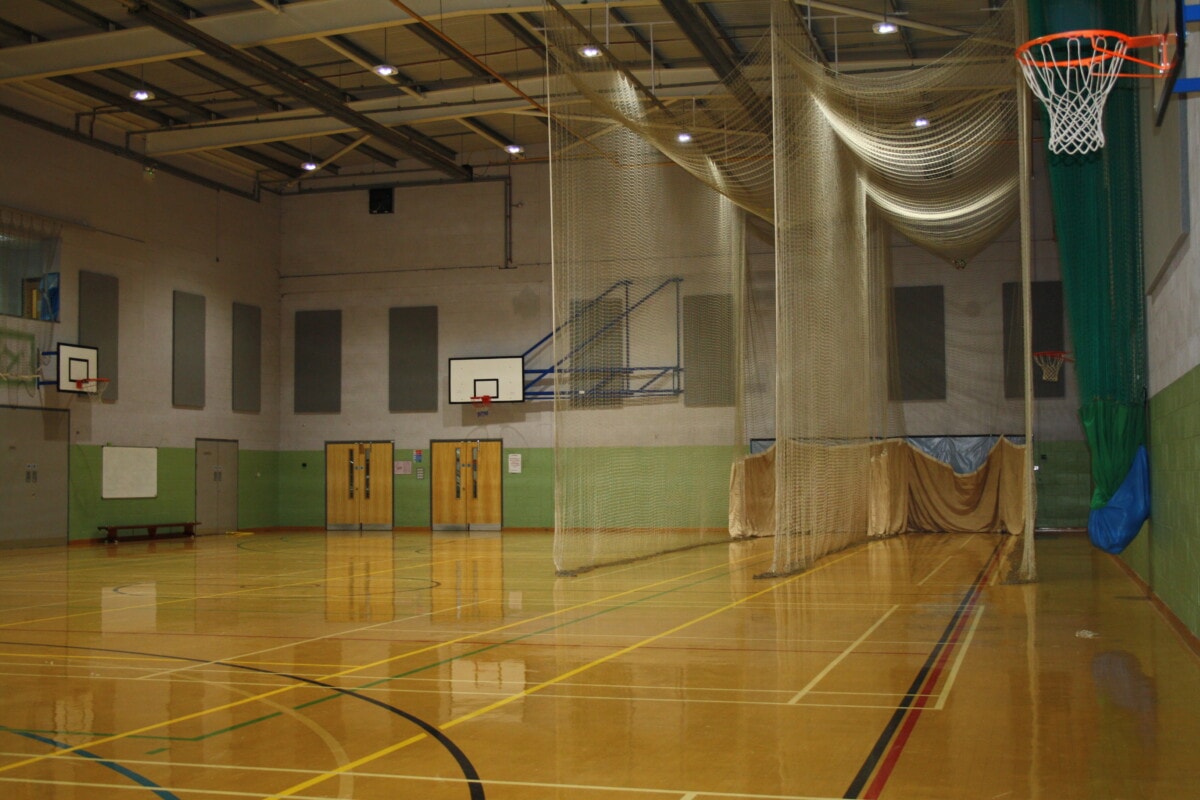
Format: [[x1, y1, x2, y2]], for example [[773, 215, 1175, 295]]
[[472, 446, 479, 499], [348, 448, 356, 499], [364, 445, 371, 499], [455, 447, 462, 499]]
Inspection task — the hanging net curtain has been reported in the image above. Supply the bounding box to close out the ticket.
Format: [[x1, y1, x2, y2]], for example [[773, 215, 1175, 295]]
[[546, 0, 1036, 581]]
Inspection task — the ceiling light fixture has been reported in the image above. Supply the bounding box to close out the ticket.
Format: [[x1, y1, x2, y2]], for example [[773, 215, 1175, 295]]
[[676, 131, 693, 144], [913, 116, 930, 128], [129, 88, 154, 102], [505, 143, 524, 155], [301, 159, 319, 171], [373, 27, 397, 78], [873, 19, 898, 34], [580, 44, 602, 58]]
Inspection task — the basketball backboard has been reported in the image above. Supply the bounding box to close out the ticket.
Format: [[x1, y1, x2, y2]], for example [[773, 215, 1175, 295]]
[[55, 343, 99, 393], [1147, 0, 1186, 125], [1140, 0, 1191, 290], [448, 356, 525, 404]]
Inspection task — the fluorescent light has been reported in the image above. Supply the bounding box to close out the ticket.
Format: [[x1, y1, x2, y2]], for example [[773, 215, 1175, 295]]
[[505, 143, 524, 155], [676, 132, 694, 144], [129, 88, 154, 101], [372, 63, 398, 77], [913, 116, 930, 128], [580, 45, 602, 58], [872, 20, 898, 34], [301, 160, 319, 171]]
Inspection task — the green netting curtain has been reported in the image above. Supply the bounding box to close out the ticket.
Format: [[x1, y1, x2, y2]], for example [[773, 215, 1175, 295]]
[[1026, 0, 1148, 510]]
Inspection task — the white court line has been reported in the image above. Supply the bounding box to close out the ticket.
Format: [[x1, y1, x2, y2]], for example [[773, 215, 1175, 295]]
[[787, 604, 899, 705], [916, 555, 955, 586], [933, 604, 985, 710]]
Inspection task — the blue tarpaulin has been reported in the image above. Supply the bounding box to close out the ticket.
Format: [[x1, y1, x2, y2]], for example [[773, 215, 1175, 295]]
[[1087, 446, 1149, 554]]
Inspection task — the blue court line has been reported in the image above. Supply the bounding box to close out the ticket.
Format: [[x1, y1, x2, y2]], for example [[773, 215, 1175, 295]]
[[4, 728, 180, 800]]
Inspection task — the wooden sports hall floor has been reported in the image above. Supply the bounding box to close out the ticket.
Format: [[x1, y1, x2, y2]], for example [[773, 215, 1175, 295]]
[[0, 530, 1197, 799]]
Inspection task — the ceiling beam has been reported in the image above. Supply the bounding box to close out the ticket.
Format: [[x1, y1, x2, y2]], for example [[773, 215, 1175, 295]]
[[0, 0, 629, 83], [35, 0, 121, 32], [403, 22, 491, 79], [608, 7, 669, 68], [125, 1, 470, 179], [493, 14, 546, 62]]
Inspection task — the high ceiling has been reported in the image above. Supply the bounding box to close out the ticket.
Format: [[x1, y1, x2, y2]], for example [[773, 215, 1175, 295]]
[[0, 0, 1008, 196]]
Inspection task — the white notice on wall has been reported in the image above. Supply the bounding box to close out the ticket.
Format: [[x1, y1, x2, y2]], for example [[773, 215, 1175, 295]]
[[508, 453, 522, 474]]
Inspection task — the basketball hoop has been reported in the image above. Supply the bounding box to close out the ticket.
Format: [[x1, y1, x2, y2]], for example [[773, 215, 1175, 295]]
[[471, 394, 492, 417], [75, 377, 110, 402], [1032, 351, 1072, 382], [1015, 30, 1172, 155]]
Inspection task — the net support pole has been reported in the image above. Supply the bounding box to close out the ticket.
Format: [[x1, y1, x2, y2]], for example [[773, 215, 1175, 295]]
[[1016, 0, 1037, 582]]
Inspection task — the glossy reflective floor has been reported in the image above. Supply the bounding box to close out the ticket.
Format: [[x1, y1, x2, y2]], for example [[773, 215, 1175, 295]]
[[0, 530, 1197, 799]]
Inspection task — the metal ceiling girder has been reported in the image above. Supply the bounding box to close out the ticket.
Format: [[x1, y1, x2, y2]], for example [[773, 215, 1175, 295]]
[[138, 66, 716, 154], [0, 0, 588, 83], [126, 1, 470, 179], [658, 0, 769, 125], [141, 97, 535, 155]]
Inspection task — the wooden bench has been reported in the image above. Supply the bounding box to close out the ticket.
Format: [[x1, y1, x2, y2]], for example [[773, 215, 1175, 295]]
[[98, 522, 199, 544]]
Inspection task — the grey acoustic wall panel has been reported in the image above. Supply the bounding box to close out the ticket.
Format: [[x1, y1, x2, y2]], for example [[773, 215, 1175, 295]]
[[892, 285, 946, 401], [232, 302, 261, 413], [78, 271, 119, 400], [294, 309, 341, 413], [172, 290, 206, 408], [389, 306, 438, 412], [683, 294, 734, 407]]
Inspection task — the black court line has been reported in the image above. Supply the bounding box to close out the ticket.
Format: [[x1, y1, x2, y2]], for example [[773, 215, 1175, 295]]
[[0, 641, 486, 800], [842, 539, 1001, 798]]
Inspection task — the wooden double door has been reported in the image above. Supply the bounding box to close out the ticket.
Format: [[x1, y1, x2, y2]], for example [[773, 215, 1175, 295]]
[[431, 440, 502, 531], [326, 441, 394, 530]]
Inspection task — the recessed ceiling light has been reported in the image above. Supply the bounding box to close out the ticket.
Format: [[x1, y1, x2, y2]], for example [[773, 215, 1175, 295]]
[[872, 20, 898, 34], [373, 63, 398, 77], [505, 143, 524, 155], [676, 132, 694, 144], [580, 45, 602, 58], [301, 160, 319, 171], [129, 88, 154, 102]]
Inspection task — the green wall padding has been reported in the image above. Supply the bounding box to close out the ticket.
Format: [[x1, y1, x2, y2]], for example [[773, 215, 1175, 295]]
[[69, 445, 196, 541], [238, 449, 279, 528], [1143, 365, 1200, 637], [1033, 440, 1091, 528]]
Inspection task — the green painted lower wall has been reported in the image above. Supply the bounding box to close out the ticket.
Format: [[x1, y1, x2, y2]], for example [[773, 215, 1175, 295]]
[[239, 450, 279, 529], [1142, 364, 1200, 637], [1033, 439, 1091, 528], [69, 445, 196, 541]]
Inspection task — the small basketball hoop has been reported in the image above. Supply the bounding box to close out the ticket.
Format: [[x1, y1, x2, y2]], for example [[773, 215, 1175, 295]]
[[1015, 30, 1172, 155], [471, 394, 492, 417], [75, 377, 111, 402], [1032, 351, 1072, 382]]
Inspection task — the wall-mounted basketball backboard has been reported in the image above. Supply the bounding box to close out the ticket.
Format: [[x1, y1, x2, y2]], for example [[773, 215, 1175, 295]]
[[1140, 0, 1191, 291], [55, 343, 99, 393], [1150, 0, 1187, 124], [448, 356, 525, 404]]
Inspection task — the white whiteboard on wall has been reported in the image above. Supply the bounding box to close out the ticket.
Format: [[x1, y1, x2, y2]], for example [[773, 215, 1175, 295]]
[[102, 446, 158, 499]]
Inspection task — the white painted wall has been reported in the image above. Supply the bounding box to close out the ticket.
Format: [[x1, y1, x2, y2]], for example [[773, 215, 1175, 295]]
[[0, 116, 282, 450], [1146, 87, 1200, 394]]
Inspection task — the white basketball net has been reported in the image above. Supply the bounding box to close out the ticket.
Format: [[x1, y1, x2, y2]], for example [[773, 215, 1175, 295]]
[[1034, 353, 1066, 382], [1018, 34, 1128, 155]]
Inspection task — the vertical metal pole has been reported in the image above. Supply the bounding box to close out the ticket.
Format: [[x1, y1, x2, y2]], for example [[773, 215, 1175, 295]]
[[1017, 0, 1037, 582]]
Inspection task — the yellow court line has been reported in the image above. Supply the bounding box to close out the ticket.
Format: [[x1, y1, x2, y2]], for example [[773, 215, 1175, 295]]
[[932, 605, 986, 711], [263, 548, 866, 799], [0, 549, 770, 777]]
